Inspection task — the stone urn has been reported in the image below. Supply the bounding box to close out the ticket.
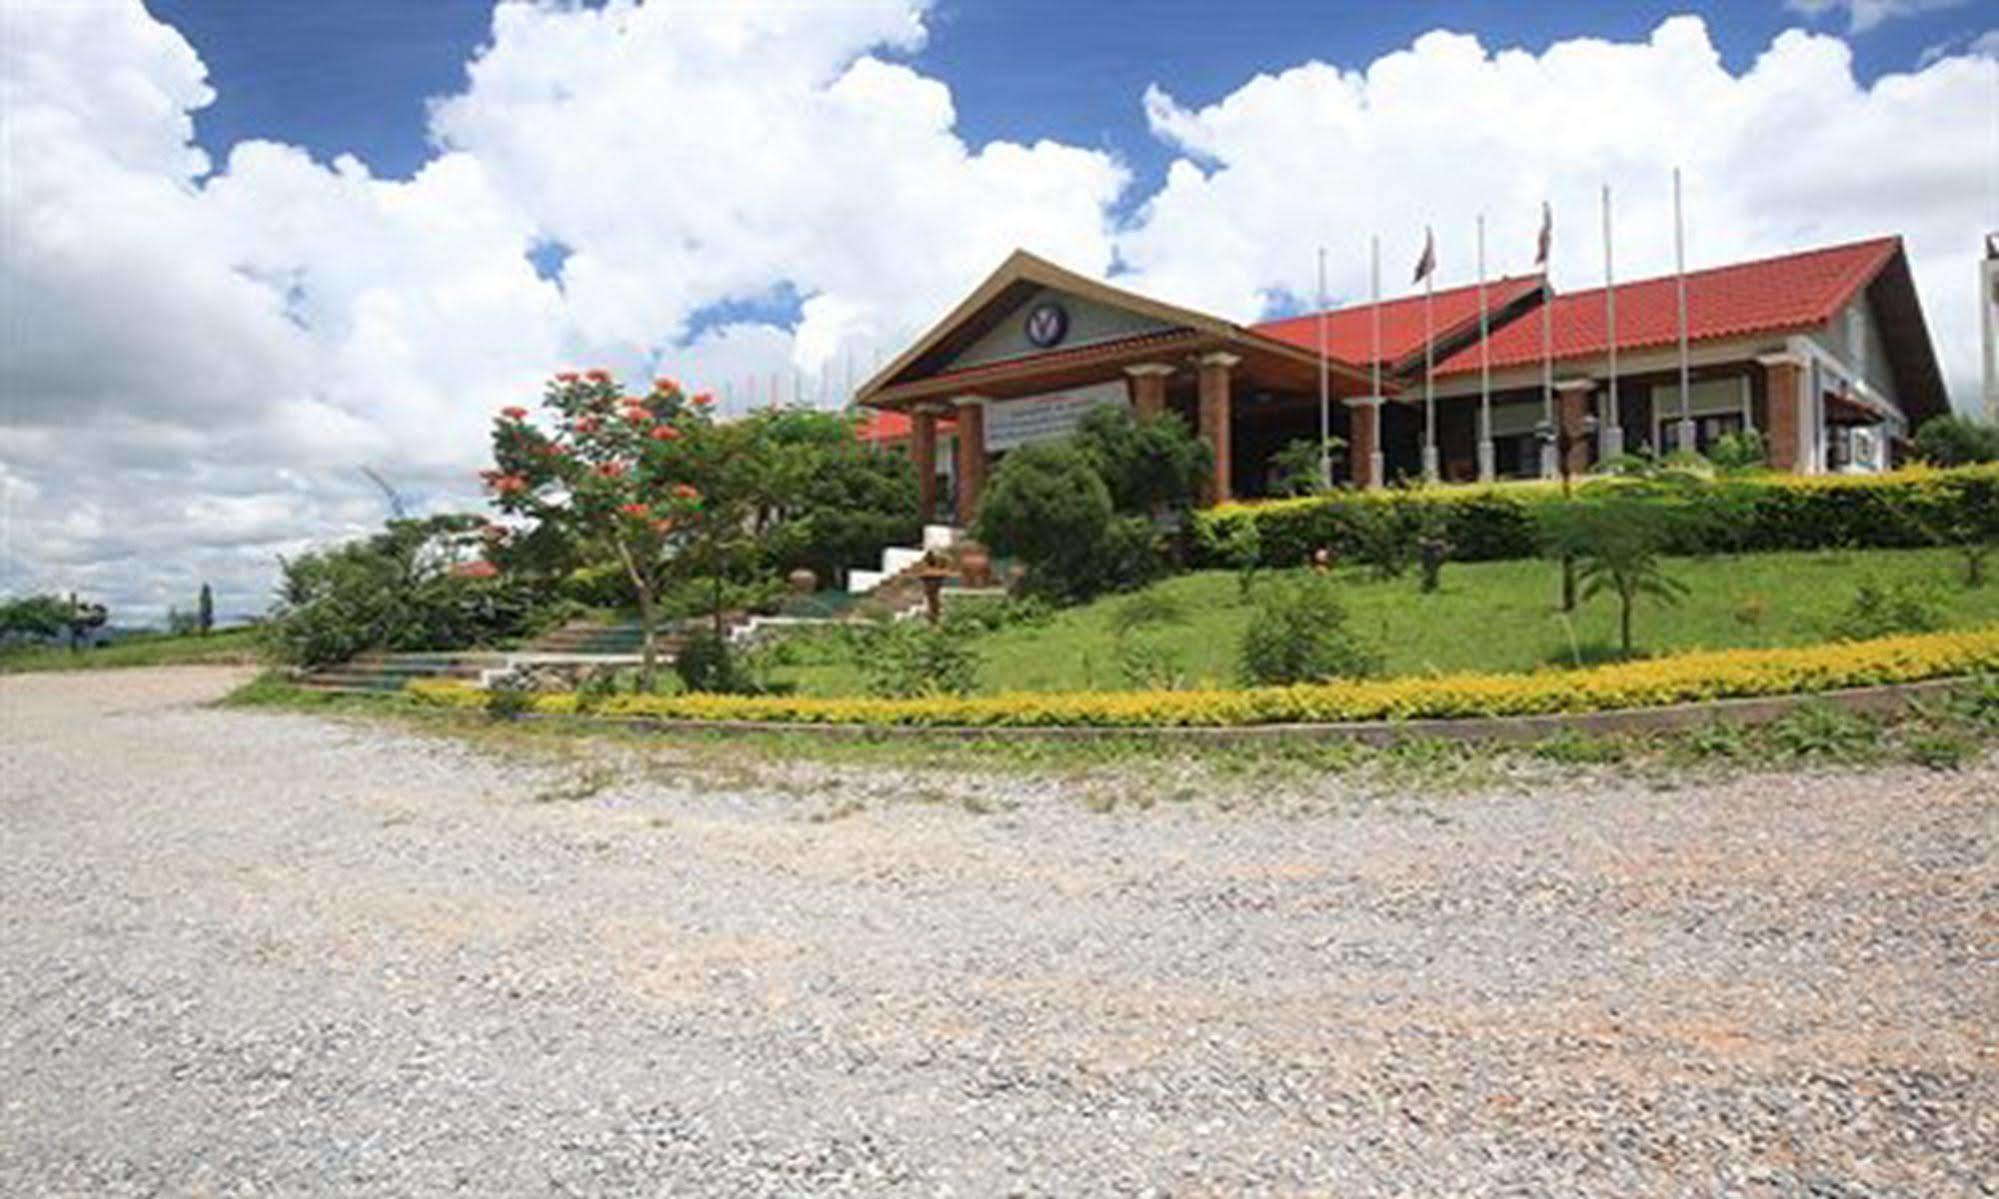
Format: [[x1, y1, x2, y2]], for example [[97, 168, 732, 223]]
[[957, 544, 993, 588], [787, 566, 818, 595]]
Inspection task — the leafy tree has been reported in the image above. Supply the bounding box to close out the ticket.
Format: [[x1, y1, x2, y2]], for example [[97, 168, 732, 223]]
[[1913, 414, 1999, 467], [1238, 572, 1380, 685], [0, 594, 71, 639], [486, 370, 759, 688], [1268, 436, 1343, 497], [1540, 493, 1690, 656], [265, 515, 544, 666], [972, 442, 1116, 600], [197, 582, 214, 635], [751, 408, 920, 586], [1072, 404, 1212, 516]]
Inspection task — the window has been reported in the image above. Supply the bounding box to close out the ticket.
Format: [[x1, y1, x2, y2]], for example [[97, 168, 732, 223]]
[[1659, 413, 1744, 456]]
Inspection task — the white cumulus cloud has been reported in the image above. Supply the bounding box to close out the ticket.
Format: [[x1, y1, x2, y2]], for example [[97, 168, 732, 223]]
[[1, 1, 1993, 623]]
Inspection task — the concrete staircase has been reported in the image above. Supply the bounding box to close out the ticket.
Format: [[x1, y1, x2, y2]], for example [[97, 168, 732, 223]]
[[847, 525, 960, 594], [293, 651, 508, 695]]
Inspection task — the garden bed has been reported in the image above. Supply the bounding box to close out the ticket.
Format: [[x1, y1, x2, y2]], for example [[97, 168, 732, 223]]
[[407, 626, 1999, 731]]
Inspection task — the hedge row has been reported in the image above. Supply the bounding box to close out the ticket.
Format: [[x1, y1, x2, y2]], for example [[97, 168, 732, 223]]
[[1189, 464, 1999, 568], [407, 625, 1999, 729]]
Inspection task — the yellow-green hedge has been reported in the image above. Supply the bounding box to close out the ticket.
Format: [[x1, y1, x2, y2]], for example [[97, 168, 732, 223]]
[[408, 625, 1999, 729], [1193, 463, 1999, 567]]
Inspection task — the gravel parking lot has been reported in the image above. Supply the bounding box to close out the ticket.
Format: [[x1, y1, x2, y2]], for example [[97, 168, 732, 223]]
[[2, 667, 1993, 1196]]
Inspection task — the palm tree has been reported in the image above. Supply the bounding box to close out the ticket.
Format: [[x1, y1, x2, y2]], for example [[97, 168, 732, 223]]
[[1562, 495, 1690, 655]]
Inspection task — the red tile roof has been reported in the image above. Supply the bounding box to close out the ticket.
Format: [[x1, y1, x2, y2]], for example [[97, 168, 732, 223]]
[[1253, 275, 1546, 367], [1435, 236, 1900, 377], [855, 407, 951, 444]]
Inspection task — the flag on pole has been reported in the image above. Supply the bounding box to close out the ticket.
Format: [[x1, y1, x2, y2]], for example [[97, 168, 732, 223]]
[[1538, 200, 1555, 479], [1420, 227, 1438, 481]]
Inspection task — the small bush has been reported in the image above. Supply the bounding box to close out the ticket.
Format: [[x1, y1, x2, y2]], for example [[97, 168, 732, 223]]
[[1765, 701, 1879, 760], [1238, 573, 1381, 686], [943, 594, 1052, 635], [1532, 730, 1627, 764], [858, 620, 981, 699], [1829, 581, 1943, 642], [484, 674, 536, 721], [674, 628, 751, 694], [1902, 728, 1975, 771]]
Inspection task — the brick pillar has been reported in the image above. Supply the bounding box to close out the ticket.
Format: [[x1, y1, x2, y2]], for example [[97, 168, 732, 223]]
[[953, 398, 986, 526], [1124, 363, 1172, 420], [1197, 353, 1238, 504], [1557, 381, 1593, 477], [911, 406, 938, 524], [1758, 353, 1804, 473], [1344, 397, 1384, 490]]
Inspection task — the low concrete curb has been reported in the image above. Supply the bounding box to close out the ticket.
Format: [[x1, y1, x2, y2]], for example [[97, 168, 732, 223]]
[[525, 676, 1977, 746]]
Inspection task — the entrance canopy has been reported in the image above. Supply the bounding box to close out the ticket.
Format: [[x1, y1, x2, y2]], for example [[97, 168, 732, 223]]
[[855, 250, 1382, 412]]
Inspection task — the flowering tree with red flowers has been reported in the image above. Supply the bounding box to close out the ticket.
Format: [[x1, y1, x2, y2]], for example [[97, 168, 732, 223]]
[[484, 368, 749, 687]]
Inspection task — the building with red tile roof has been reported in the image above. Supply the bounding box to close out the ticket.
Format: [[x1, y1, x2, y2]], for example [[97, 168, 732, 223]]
[[855, 235, 1946, 523]]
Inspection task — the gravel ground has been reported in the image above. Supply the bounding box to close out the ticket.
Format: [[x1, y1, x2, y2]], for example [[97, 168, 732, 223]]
[[2, 667, 1995, 1197]]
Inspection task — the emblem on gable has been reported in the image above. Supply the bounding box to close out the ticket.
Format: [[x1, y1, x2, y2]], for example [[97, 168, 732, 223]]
[[1023, 301, 1069, 349]]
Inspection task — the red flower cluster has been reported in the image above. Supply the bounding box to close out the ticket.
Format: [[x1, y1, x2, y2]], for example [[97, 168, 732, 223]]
[[691, 392, 714, 407], [619, 502, 650, 518], [453, 560, 500, 579], [486, 474, 526, 494], [653, 376, 679, 394], [651, 518, 675, 534], [648, 424, 681, 442], [555, 371, 580, 383], [500, 406, 528, 421], [623, 405, 653, 425], [672, 483, 700, 500], [596, 462, 627, 479], [584, 368, 612, 383], [573, 416, 601, 434]]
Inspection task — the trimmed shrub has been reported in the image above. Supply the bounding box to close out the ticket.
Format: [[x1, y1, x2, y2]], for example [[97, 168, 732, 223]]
[[1192, 465, 1999, 569]]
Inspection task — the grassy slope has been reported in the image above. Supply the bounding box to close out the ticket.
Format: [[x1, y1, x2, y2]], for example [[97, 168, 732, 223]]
[[772, 547, 1999, 696], [0, 627, 264, 674]]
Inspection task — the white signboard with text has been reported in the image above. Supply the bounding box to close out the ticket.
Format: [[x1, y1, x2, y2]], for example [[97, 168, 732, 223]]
[[982, 380, 1129, 452]]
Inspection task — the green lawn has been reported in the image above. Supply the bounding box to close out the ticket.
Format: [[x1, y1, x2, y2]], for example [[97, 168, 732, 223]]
[[767, 547, 1999, 696], [0, 627, 264, 674]]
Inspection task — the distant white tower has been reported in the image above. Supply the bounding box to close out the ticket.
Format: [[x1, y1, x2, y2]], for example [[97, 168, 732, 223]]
[[1985, 233, 1999, 424]]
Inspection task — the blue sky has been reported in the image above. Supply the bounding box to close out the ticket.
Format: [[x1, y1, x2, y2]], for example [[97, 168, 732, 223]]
[[7, 0, 1993, 619], [154, 0, 1986, 201]]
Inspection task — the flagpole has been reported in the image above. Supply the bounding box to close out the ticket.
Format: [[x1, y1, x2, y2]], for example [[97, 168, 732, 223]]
[[1369, 235, 1383, 489], [1477, 214, 1492, 482], [1317, 245, 1330, 490], [1540, 203, 1555, 480], [1422, 242, 1437, 484], [1601, 183, 1622, 460], [1371, 235, 1382, 401], [1674, 167, 1693, 455]]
